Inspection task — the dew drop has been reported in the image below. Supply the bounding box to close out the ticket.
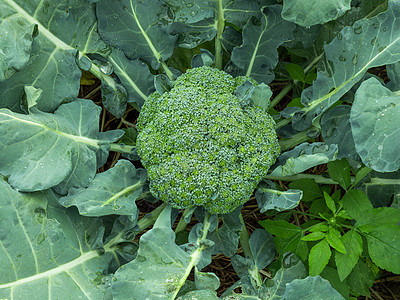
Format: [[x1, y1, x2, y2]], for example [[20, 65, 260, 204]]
[[378, 145, 383, 151]]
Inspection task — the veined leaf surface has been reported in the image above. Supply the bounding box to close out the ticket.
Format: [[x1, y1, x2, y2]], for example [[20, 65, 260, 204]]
[[282, 0, 351, 27], [0, 99, 123, 193], [293, 1, 400, 129], [230, 5, 295, 84], [0, 180, 113, 299], [0, 0, 108, 112], [97, 0, 177, 70], [59, 160, 146, 217]]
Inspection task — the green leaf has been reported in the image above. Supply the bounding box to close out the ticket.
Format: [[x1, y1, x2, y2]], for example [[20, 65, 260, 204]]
[[355, 207, 400, 232], [342, 189, 373, 220], [270, 143, 338, 176], [323, 192, 337, 214], [263, 253, 307, 299], [364, 224, 400, 274], [284, 276, 345, 300], [0, 14, 36, 82], [321, 105, 360, 161], [350, 77, 400, 172], [180, 289, 219, 300], [285, 63, 305, 82], [112, 226, 190, 299], [108, 48, 155, 109], [301, 231, 326, 241], [309, 224, 330, 233], [191, 49, 215, 68], [335, 230, 363, 281], [249, 229, 276, 270], [326, 228, 346, 254], [309, 239, 331, 276], [327, 159, 351, 190], [274, 233, 309, 262], [255, 188, 303, 213], [282, 0, 351, 27], [293, 1, 400, 130], [259, 219, 302, 239], [289, 179, 322, 202], [194, 268, 220, 291], [250, 83, 273, 112], [0, 99, 123, 193], [0, 0, 108, 112], [0, 180, 113, 299], [207, 207, 242, 257], [97, 0, 177, 70], [59, 160, 146, 217], [344, 260, 375, 296], [231, 5, 295, 84]]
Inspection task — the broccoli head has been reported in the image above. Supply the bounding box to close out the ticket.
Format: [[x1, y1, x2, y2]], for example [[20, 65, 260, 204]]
[[136, 66, 280, 214]]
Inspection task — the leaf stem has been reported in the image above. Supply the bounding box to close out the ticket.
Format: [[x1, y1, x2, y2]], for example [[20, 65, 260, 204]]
[[172, 211, 212, 299], [278, 129, 310, 151], [264, 173, 341, 185], [174, 208, 192, 234], [135, 202, 168, 233], [109, 143, 136, 154], [239, 213, 253, 260], [214, 0, 225, 70]]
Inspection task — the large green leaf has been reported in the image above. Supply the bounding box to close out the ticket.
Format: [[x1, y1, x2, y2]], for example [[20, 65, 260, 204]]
[[96, 0, 177, 70], [167, 0, 264, 49], [0, 0, 109, 112], [350, 77, 400, 172], [0, 99, 123, 193], [292, 1, 400, 130], [282, 0, 351, 27], [283, 276, 345, 300], [0, 10, 36, 82], [249, 229, 276, 270], [111, 206, 197, 299], [108, 48, 155, 109], [59, 160, 146, 217], [0, 180, 113, 299], [231, 5, 295, 84]]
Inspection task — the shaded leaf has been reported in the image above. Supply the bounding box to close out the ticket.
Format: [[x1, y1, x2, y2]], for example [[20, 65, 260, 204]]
[[249, 229, 276, 270], [342, 189, 373, 220], [231, 5, 295, 84], [259, 219, 302, 239], [344, 260, 375, 296], [327, 159, 351, 190]]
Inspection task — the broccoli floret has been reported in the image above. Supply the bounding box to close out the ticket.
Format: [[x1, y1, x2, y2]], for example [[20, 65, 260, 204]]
[[136, 66, 280, 214]]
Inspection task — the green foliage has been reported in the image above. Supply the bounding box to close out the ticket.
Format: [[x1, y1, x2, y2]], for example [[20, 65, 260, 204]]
[[136, 66, 280, 214]]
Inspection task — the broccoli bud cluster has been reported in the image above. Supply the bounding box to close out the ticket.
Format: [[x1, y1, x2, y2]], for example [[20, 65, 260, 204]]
[[136, 66, 280, 214]]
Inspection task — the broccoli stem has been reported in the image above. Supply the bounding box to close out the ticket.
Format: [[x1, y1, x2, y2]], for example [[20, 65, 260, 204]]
[[214, 0, 225, 70], [278, 130, 310, 151], [174, 207, 192, 234]]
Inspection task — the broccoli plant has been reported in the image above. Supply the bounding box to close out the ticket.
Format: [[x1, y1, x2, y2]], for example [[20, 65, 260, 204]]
[[137, 66, 280, 214], [0, 1, 399, 300]]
